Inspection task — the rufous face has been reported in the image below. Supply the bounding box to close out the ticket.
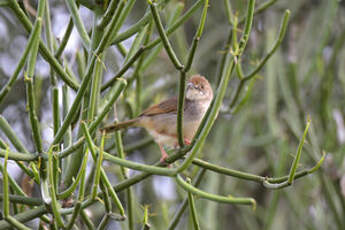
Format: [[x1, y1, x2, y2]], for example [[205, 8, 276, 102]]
[[186, 75, 213, 101]]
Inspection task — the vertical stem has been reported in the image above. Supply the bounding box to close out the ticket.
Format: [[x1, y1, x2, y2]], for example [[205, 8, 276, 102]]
[[115, 124, 134, 229], [177, 71, 186, 147], [187, 178, 201, 230], [47, 148, 65, 227], [3, 148, 10, 217], [91, 133, 105, 199]]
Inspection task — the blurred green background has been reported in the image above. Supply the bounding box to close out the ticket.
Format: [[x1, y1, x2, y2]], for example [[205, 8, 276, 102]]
[[1, 0, 345, 229]]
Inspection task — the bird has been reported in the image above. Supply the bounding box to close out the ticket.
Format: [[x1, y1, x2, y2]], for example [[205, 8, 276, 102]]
[[101, 75, 213, 162]]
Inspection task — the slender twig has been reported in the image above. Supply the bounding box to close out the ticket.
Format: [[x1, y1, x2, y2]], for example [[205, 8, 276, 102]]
[[114, 119, 133, 228], [55, 17, 73, 58], [47, 148, 65, 227], [176, 175, 256, 208], [65, 0, 91, 48], [111, 0, 171, 44], [246, 11, 290, 81], [65, 147, 88, 229], [3, 148, 10, 217], [81, 209, 96, 229], [8, 0, 80, 90], [91, 133, 104, 199], [65, 202, 82, 230], [0, 194, 43, 206], [4, 216, 31, 230], [107, 0, 136, 46], [187, 178, 201, 230], [97, 214, 110, 230], [192, 151, 325, 188], [229, 10, 290, 109], [141, 205, 151, 230], [149, 1, 183, 70], [0, 163, 26, 196], [0, 149, 38, 161], [25, 0, 44, 154], [98, 0, 118, 28], [57, 146, 88, 199], [102, 149, 176, 176], [184, 0, 209, 72], [51, 2, 130, 146], [101, 48, 144, 91], [140, 2, 184, 72], [168, 169, 206, 230], [0, 206, 47, 230], [223, 0, 233, 25], [0, 15, 42, 104], [145, 0, 204, 50], [177, 71, 187, 147], [90, 78, 127, 132], [82, 123, 125, 216], [288, 118, 311, 184]]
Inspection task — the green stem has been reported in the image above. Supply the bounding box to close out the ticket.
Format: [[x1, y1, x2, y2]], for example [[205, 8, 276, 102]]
[[0, 15, 42, 104], [187, 178, 201, 230], [111, 0, 170, 44], [91, 133, 104, 199], [244, 10, 290, 81], [229, 9, 290, 109], [51, 3, 128, 146], [168, 169, 206, 230], [65, 202, 82, 230], [0, 116, 36, 179], [0, 206, 47, 230], [0, 149, 38, 161], [47, 148, 65, 227], [149, 1, 183, 70], [4, 216, 31, 230], [3, 148, 10, 217], [103, 149, 176, 176], [223, 0, 233, 25], [114, 124, 133, 227], [184, 0, 209, 71], [55, 17, 73, 58], [98, 0, 119, 29], [57, 145, 89, 199], [82, 123, 125, 216], [177, 71, 186, 147], [0, 194, 43, 206], [288, 119, 311, 184], [65, 0, 91, 48], [192, 152, 325, 187], [0, 163, 26, 196], [101, 47, 145, 91], [176, 175, 256, 209], [90, 78, 127, 132], [81, 209, 96, 229], [145, 0, 203, 50], [8, 0, 80, 91], [24, 73, 43, 153]]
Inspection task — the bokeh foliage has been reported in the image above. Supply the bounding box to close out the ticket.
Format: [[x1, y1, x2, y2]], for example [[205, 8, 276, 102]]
[[0, 0, 344, 229]]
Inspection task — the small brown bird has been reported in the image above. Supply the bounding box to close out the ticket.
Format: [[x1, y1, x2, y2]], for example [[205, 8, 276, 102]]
[[102, 75, 213, 161]]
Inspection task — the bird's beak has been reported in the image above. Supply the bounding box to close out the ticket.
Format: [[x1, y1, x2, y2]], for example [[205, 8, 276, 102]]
[[187, 82, 193, 89]]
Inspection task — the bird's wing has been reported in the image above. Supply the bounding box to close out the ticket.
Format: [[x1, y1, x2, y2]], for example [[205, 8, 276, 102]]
[[140, 97, 178, 116]]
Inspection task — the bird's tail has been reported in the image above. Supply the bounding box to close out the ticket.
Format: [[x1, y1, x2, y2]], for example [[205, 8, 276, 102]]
[[100, 119, 139, 133]]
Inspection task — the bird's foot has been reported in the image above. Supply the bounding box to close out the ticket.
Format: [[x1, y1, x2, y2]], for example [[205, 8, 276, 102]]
[[174, 138, 192, 148], [184, 138, 191, 145], [159, 145, 170, 167]]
